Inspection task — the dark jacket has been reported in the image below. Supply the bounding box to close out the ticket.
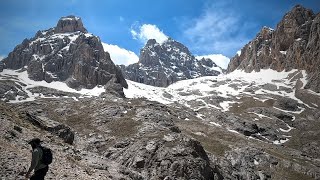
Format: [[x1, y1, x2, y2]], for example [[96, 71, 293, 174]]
[[28, 147, 47, 172]]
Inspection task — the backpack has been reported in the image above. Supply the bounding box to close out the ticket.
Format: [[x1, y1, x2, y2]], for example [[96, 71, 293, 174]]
[[40, 146, 53, 165]]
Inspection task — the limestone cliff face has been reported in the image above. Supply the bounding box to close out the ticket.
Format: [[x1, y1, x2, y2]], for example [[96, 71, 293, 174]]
[[227, 26, 274, 73], [1, 15, 127, 93], [227, 5, 320, 92], [121, 38, 221, 87]]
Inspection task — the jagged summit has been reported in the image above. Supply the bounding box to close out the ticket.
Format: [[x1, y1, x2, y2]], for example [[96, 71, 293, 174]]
[[54, 15, 87, 34], [285, 4, 314, 24], [120, 38, 221, 87], [140, 38, 193, 66]]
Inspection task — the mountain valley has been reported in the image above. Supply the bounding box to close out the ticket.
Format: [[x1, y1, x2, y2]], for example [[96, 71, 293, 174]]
[[0, 5, 320, 180]]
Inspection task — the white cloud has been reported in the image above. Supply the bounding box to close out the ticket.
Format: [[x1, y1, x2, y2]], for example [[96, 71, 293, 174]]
[[101, 42, 139, 66], [196, 54, 230, 69], [0, 55, 5, 61], [183, 2, 254, 56], [237, 50, 241, 56], [130, 23, 168, 44]]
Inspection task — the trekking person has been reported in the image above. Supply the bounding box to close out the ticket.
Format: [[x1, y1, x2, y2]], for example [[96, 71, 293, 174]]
[[25, 138, 50, 180]]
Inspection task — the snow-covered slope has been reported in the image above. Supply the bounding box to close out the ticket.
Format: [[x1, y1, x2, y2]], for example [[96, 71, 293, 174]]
[[0, 68, 105, 103], [125, 69, 311, 109]]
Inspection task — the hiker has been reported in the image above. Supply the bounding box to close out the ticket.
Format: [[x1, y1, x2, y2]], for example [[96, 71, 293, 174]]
[[25, 138, 49, 180]]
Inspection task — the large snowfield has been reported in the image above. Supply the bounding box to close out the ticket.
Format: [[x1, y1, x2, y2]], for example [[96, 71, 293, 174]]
[[1, 68, 313, 108], [124, 69, 311, 110]]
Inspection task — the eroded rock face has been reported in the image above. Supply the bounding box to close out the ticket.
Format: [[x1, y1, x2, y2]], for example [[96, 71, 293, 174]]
[[227, 26, 274, 73], [2, 16, 127, 93], [121, 38, 221, 87], [227, 5, 320, 92]]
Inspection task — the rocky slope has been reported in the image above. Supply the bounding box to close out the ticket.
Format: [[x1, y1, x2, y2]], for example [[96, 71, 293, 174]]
[[125, 67, 320, 179], [0, 15, 127, 94], [120, 38, 221, 87], [0, 96, 219, 179], [227, 5, 320, 93]]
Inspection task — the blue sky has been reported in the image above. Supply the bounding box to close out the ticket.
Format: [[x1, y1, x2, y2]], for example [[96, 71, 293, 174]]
[[0, 0, 319, 68]]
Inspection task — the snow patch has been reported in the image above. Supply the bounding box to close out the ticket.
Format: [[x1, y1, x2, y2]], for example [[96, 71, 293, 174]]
[[220, 101, 235, 112], [249, 112, 273, 119], [280, 51, 287, 55], [193, 132, 207, 137], [209, 122, 222, 127], [279, 124, 294, 133], [273, 138, 289, 145]]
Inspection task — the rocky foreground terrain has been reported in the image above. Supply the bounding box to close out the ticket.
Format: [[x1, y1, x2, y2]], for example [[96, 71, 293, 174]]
[[0, 4, 320, 180], [1, 67, 320, 180]]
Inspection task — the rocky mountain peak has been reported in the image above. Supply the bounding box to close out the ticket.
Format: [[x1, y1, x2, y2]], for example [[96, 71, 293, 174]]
[[145, 39, 158, 47], [285, 5, 315, 25], [274, 5, 315, 51], [54, 15, 88, 34], [1, 16, 127, 96], [121, 38, 221, 87]]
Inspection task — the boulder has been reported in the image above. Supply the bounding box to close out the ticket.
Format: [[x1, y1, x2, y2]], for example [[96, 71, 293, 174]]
[[26, 112, 74, 144], [274, 97, 300, 111], [111, 137, 216, 179]]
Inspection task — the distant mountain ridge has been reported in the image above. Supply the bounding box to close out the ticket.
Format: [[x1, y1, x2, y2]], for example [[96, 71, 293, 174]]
[[227, 5, 320, 92], [120, 38, 222, 87], [0, 15, 127, 95]]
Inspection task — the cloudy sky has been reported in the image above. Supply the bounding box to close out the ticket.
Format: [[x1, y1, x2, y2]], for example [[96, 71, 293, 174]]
[[0, 0, 319, 68]]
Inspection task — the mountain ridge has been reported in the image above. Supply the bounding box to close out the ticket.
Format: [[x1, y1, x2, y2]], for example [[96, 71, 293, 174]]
[[227, 5, 320, 92]]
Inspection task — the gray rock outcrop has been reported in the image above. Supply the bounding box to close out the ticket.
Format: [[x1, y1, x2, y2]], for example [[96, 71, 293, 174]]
[[25, 112, 74, 144], [112, 137, 216, 179], [227, 5, 320, 92], [121, 38, 221, 87]]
